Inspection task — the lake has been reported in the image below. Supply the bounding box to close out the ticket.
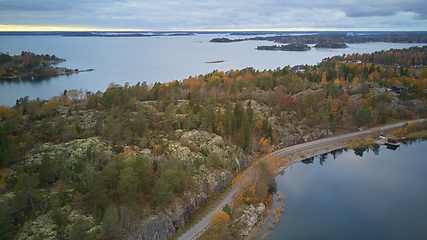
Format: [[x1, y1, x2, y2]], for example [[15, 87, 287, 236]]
[[257, 139, 427, 240], [0, 34, 426, 106]]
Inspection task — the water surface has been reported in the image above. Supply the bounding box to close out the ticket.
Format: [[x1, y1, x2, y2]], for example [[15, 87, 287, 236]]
[[262, 139, 427, 240], [0, 34, 425, 106]]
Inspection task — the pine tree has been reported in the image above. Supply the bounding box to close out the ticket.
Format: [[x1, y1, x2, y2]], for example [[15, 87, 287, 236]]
[[69, 216, 91, 240], [102, 202, 120, 240], [233, 102, 244, 132], [117, 167, 138, 204], [132, 156, 149, 203], [12, 173, 39, 213]]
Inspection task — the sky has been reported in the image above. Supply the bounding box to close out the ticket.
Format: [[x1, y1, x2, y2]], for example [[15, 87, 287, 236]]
[[0, 0, 426, 31]]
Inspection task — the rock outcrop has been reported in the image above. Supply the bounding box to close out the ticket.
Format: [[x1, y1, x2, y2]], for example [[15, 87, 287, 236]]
[[235, 203, 266, 236], [276, 128, 333, 149]]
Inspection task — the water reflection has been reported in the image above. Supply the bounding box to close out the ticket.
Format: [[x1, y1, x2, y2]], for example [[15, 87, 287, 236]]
[[301, 157, 314, 164], [0, 75, 60, 85], [259, 138, 427, 240]]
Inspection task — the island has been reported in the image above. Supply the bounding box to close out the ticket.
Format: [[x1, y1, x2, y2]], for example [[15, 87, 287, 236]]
[[0, 51, 93, 79], [205, 60, 226, 64], [256, 44, 311, 51], [209, 32, 427, 46], [209, 37, 244, 43], [314, 42, 348, 48]]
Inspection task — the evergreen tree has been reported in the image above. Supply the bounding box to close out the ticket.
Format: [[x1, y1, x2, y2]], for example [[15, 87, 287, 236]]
[[163, 103, 176, 133], [132, 156, 149, 202], [0, 203, 14, 240], [184, 110, 196, 130], [134, 108, 150, 138], [12, 173, 39, 213], [38, 154, 59, 186], [117, 167, 138, 204], [355, 105, 372, 127], [69, 216, 91, 240], [233, 102, 244, 132], [223, 104, 233, 136], [102, 202, 120, 240], [152, 177, 174, 207], [103, 157, 120, 198], [87, 172, 108, 212]]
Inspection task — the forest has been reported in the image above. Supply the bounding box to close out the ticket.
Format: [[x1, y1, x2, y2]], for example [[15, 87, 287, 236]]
[[0, 46, 426, 239], [211, 32, 427, 45], [256, 44, 311, 51], [0, 51, 64, 78]]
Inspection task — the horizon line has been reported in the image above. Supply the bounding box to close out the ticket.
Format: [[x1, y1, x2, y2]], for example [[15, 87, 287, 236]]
[[1, 25, 426, 32]]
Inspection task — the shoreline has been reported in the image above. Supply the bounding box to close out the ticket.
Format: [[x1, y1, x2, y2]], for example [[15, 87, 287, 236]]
[[275, 140, 350, 175], [1, 68, 95, 80]]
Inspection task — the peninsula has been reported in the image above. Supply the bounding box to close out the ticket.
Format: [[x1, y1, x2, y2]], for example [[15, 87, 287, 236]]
[[0, 51, 93, 79]]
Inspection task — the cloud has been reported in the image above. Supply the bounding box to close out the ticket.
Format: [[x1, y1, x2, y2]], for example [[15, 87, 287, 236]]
[[0, 0, 426, 30]]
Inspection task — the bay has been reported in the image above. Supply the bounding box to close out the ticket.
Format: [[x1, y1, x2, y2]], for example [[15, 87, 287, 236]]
[[260, 139, 427, 240], [0, 34, 426, 106]]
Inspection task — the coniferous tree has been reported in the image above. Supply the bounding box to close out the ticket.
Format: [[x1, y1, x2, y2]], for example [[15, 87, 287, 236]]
[[132, 156, 149, 203], [102, 202, 120, 240], [117, 167, 138, 205], [0, 203, 14, 240], [233, 102, 244, 132], [12, 173, 39, 213], [69, 216, 91, 240], [87, 172, 108, 213]]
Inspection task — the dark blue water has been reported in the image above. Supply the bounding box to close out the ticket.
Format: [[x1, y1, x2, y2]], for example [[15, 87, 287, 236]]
[[1, 34, 426, 106], [266, 139, 427, 240]]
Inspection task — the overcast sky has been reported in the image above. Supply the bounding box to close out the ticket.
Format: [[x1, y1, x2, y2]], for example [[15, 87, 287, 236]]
[[0, 0, 426, 31]]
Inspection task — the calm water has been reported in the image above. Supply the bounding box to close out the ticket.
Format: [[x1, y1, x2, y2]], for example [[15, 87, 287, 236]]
[[0, 34, 426, 106], [262, 139, 427, 240]]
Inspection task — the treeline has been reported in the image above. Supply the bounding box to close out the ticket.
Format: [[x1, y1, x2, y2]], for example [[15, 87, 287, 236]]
[[326, 45, 427, 67], [314, 42, 348, 48], [256, 44, 311, 51], [0, 51, 62, 78], [210, 32, 427, 45]]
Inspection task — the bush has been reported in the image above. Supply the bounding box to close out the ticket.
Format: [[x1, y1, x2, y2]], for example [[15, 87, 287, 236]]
[[113, 145, 124, 154]]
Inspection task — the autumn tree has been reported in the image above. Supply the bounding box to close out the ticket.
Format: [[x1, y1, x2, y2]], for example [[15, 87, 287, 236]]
[[208, 211, 233, 239]]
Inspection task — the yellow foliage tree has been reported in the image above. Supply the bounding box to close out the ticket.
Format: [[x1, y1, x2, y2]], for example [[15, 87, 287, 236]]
[[353, 77, 359, 83], [210, 211, 231, 231], [254, 120, 263, 131], [258, 137, 270, 154], [321, 72, 327, 84], [0, 105, 13, 120], [0, 172, 7, 189]]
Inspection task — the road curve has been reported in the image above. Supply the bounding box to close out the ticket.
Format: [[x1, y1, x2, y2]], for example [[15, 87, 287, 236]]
[[176, 119, 427, 240]]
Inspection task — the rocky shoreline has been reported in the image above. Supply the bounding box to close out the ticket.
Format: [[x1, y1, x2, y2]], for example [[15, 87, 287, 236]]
[[1, 68, 94, 80]]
